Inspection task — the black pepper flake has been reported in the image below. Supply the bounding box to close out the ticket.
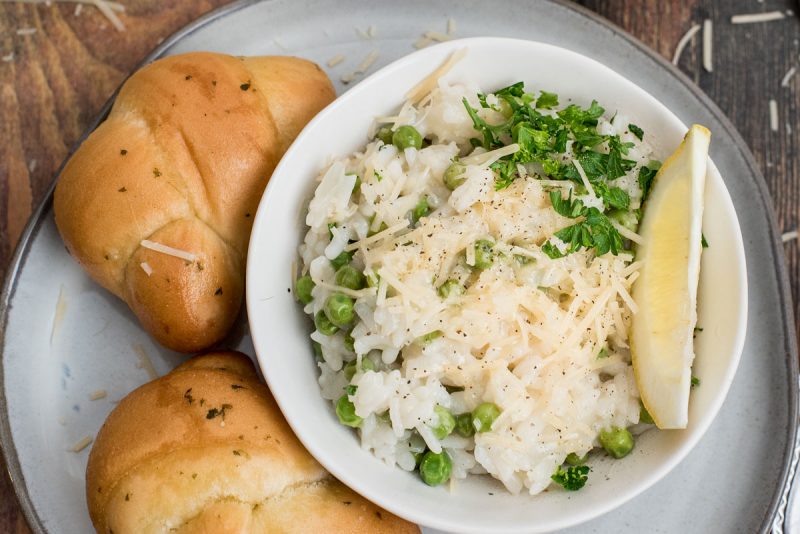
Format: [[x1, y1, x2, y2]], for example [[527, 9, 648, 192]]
[[232, 450, 242, 456], [192, 473, 197, 479], [185, 75, 192, 80], [245, 213, 251, 218], [120, 149, 127, 156], [240, 81, 251, 91], [212, 80, 217, 86], [231, 384, 246, 390], [375, 511, 383, 520], [124, 493, 130, 501], [215, 287, 223, 296], [153, 168, 162, 177], [342, 501, 352, 506], [184, 388, 194, 404], [118, 187, 127, 193]]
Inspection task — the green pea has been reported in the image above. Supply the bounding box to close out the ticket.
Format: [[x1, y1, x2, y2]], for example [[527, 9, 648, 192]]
[[639, 403, 654, 425], [599, 427, 634, 459], [295, 275, 315, 304], [473, 240, 494, 270], [335, 265, 366, 290], [330, 250, 353, 270], [343, 357, 375, 380], [430, 406, 456, 440], [392, 125, 423, 150], [472, 402, 501, 433], [324, 293, 355, 327], [419, 450, 452, 486], [335, 394, 362, 427], [376, 126, 394, 145], [314, 310, 339, 336], [312, 340, 323, 360], [455, 413, 475, 438], [411, 196, 430, 225], [443, 163, 466, 190], [565, 452, 588, 466], [609, 209, 638, 231], [437, 279, 464, 299]]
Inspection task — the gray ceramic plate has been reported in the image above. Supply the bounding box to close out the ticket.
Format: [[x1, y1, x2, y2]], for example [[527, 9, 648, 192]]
[[0, 1, 797, 533]]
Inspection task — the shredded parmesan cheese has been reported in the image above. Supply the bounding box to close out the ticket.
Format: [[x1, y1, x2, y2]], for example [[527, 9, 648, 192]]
[[74, 3, 82, 15], [782, 230, 798, 243], [702, 19, 713, 72], [424, 30, 452, 42], [90, 0, 125, 31], [571, 159, 598, 200], [413, 36, 433, 49], [672, 24, 701, 65], [341, 50, 379, 84], [770, 99, 779, 131], [50, 285, 67, 346], [731, 11, 786, 24], [132, 344, 158, 380], [69, 435, 93, 453], [89, 389, 107, 401], [781, 66, 797, 87], [140, 262, 153, 276], [16, 28, 37, 35], [344, 221, 410, 252], [461, 143, 520, 166], [140, 240, 197, 262], [611, 220, 645, 245], [1, 52, 14, 62], [357, 50, 379, 72], [406, 48, 467, 104], [327, 54, 345, 67]]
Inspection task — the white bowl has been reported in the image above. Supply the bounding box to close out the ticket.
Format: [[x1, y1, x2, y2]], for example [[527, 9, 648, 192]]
[[246, 37, 747, 533]]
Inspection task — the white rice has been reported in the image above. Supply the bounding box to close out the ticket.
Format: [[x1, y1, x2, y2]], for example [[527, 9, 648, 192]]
[[298, 81, 650, 495]]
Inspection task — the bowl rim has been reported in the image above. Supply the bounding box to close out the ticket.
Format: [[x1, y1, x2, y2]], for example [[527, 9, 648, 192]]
[[248, 36, 747, 533]]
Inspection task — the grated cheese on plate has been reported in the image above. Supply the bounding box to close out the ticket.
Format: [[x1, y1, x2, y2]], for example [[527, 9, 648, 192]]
[[702, 19, 713, 72], [769, 99, 779, 132], [731, 11, 786, 24], [140, 239, 197, 262], [69, 435, 93, 453], [672, 24, 701, 65]]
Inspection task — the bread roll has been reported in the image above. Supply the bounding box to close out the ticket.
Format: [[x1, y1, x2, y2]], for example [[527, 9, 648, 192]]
[[86, 352, 418, 534], [54, 53, 335, 352]]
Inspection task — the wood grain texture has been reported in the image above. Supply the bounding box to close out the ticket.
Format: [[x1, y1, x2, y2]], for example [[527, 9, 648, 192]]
[[0, 0, 798, 532]]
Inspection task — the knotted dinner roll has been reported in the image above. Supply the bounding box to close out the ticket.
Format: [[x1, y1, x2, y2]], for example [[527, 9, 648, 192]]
[[86, 352, 418, 534], [54, 53, 335, 352]]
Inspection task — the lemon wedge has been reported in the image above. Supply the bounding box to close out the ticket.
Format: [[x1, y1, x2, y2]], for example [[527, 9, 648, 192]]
[[630, 124, 710, 430]]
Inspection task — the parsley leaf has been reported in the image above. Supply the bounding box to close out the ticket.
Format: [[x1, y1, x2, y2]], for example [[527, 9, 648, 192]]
[[701, 233, 709, 248], [549, 190, 585, 218], [551, 465, 590, 491], [536, 90, 559, 109], [593, 182, 631, 210], [628, 123, 644, 141], [491, 158, 517, 190], [495, 81, 525, 98], [638, 165, 657, 202]]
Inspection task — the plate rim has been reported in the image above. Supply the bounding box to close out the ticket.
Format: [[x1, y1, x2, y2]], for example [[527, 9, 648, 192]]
[[0, 1, 795, 532]]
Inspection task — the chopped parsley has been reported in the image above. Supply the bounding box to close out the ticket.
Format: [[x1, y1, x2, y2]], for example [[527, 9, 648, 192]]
[[691, 376, 701, 387], [551, 465, 590, 491], [701, 233, 709, 248], [460, 82, 661, 259]]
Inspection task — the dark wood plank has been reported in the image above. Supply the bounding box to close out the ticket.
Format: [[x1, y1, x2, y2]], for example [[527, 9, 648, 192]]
[[1, 0, 799, 532]]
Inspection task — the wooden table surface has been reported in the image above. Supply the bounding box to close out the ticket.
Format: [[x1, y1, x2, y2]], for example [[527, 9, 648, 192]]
[[1, 0, 799, 531]]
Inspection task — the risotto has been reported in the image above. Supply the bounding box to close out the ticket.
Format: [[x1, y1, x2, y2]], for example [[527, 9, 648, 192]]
[[295, 76, 661, 495]]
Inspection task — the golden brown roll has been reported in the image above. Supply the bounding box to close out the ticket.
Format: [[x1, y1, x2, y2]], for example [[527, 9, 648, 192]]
[[86, 351, 418, 534], [54, 52, 335, 352]]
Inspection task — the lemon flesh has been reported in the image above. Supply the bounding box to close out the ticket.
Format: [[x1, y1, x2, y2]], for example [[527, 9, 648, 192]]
[[631, 125, 710, 430]]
